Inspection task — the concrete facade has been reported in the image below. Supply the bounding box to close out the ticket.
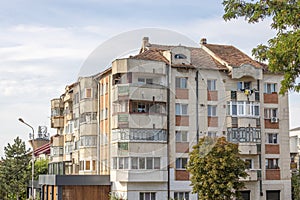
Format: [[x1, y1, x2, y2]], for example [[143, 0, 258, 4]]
[[46, 38, 291, 200]]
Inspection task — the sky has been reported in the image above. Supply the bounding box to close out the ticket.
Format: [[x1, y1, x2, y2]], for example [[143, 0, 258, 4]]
[[1, 0, 300, 157]]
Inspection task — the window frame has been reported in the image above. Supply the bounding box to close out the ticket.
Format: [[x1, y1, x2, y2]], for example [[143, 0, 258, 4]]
[[175, 77, 188, 89], [176, 157, 188, 169], [264, 83, 277, 94], [175, 103, 188, 116], [207, 79, 217, 91], [207, 105, 217, 116]]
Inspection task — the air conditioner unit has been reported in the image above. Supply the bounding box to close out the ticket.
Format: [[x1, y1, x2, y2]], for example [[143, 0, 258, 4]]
[[270, 117, 279, 123]]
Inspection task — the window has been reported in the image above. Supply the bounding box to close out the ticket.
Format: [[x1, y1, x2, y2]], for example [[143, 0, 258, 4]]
[[176, 77, 188, 89], [176, 158, 188, 169], [118, 157, 129, 169], [176, 104, 188, 115], [237, 81, 251, 90], [240, 191, 250, 200], [80, 135, 97, 147], [245, 159, 253, 169], [146, 157, 153, 169], [118, 142, 128, 150], [227, 101, 260, 117], [138, 78, 153, 84], [114, 129, 167, 142], [51, 146, 63, 156], [207, 105, 217, 116], [176, 131, 188, 142], [85, 88, 92, 98], [101, 108, 108, 119], [207, 79, 216, 91], [86, 161, 90, 170], [264, 108, 278, 119], [266, 190, 280, 200], [64, 142, 73, 154], [174, 192, 189, 200], [267, 133, 278, 144], [80, 112, 97, 123], [266, 158, 279, 169], [174, 54, 187, 59], [264, 83, 277, 94], [208, 131, 217, 138], [140, 192, 156, 200]]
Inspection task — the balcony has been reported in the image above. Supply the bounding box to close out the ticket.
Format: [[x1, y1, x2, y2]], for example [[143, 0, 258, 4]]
[[240, 169, 261, 181], [239, 143, 260, 155], [111, 169, 167, 182], [51, 98, 63, 109], [51, 116, 64, 128], [266, 169, 281, 180], [112, 113, 167, 129], [227, 91, 255, 102], [264, 93, 278, 104], [227, 127, 261, 143], [112, 84, 167, 102]]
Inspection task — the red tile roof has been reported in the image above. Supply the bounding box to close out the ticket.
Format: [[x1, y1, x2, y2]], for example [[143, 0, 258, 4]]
[[202, 44, 264, 68]]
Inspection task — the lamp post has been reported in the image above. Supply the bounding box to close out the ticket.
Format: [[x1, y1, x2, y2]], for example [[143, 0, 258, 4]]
[[18, 118, 35, 200]]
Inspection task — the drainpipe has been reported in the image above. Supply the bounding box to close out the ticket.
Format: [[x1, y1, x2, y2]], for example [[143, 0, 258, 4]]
[[166, 51, 171, 200], [196, 70, 199, 143], [97, 80, 100, 175]]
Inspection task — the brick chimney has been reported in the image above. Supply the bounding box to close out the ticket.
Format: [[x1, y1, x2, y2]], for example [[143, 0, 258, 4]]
[[200, 38, 207, 45]]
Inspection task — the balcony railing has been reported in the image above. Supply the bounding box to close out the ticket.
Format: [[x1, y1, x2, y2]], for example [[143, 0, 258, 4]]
[[227, 127, 261, 143]]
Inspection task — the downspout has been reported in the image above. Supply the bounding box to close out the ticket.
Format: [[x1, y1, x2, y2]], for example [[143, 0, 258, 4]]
[[167, 52, 171, 200], [97, 80, 100, 175], [196, 70, 199, 143]]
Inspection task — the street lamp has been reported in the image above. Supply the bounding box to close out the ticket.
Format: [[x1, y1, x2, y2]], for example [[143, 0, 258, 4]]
[[18, 118, 35, 200]]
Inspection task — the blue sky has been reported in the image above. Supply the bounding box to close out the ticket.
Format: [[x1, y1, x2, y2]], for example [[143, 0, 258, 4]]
[[1, 0, 299, 156]]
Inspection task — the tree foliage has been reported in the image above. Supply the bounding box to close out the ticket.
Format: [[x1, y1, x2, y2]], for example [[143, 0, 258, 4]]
[[292, 170, 300, 200], [0, 137, 31, 200], [222, 0, 300, 94], [29, 158, 48, 180], [187, 137, 248, 200]]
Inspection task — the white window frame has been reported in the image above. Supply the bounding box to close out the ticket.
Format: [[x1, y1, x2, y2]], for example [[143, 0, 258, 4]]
[[207, 79, 216, 91], [207, 105, 217, 116], [265, 158, 279, 169], [176, 103, 188, 115], [264, 83, 277, 94], [176, 157, 188, 169], [139, 192, 156, 200], [174, 192, 190, 200], [227, 101, 260, 117], [176, 77, 188, 89], [267, 133, 278, 144], [175, 131, 188, 142], [264, 108, 278, 119]]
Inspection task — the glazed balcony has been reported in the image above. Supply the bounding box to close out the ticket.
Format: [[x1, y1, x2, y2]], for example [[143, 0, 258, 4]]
[[51, 116, 64, 128], [112, 113, 167, 129], [112, 83, 167, 102]]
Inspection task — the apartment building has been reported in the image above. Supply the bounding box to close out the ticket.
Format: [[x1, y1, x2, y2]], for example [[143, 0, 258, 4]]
[[41, 37, 291, 200]]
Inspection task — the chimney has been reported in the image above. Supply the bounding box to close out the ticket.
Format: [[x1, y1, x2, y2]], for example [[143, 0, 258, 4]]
[[200, 38, 207, 45], [142, 37, 149, 48]]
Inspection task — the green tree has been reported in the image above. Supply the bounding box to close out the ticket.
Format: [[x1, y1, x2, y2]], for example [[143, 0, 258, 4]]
[[29, 158, 48, 180], [222, 0, 300, 94], [187, 137, 248, 200], [0, 137, 31, 200], [292, 170, 300, 200]]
